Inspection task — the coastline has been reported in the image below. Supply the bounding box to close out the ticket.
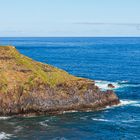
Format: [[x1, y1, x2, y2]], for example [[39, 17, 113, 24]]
[[0, 46, 119, 116]]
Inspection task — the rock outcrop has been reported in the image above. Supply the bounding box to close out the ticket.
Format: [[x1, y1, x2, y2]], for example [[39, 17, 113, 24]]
[[0, 46, 120, 116], [108, 84, 115, 88]]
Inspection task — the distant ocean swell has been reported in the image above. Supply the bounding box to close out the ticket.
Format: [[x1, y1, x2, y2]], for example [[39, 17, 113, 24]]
[[0, 37, 140, 139]]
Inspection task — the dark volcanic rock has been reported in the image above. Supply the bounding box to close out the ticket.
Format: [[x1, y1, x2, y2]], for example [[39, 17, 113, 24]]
[[108, 84, 115, 88], [0, 46, 120, 116]]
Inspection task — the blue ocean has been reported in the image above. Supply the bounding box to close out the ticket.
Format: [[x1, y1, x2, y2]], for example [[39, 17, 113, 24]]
[[0, 37, 140, 140]]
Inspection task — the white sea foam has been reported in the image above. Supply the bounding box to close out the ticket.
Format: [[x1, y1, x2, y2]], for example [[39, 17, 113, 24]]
[[95, 80, 140, 109], [63, 110, 78, 114], [0, 117, 11, 120], [92, 118, 110, 122], [118, 80, 129, 84], [92, 118, 138, 123], [0, 132, 12, 140], [119, 100, 139, 106], [95, 80, 140, 91], [104, 99, 140, 110], [39, 120, 49, 127], [95, 80, 121, 90]]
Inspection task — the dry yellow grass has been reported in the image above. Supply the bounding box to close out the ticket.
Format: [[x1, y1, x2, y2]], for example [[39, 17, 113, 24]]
[[0, 46, 83, 94]]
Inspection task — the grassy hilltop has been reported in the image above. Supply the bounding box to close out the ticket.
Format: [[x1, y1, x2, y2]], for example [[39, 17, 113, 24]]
[[0, 46, 81, 93]]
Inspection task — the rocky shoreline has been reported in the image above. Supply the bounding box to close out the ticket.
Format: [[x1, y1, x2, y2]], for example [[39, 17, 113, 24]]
[[0, 46, 120, 116]]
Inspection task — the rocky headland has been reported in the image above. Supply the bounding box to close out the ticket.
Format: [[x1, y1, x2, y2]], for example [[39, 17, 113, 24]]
[[0, 46, 120, 116]]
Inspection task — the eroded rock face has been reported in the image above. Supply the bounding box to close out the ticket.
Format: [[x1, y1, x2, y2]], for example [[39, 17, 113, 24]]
[[0, 46, 120, 116]]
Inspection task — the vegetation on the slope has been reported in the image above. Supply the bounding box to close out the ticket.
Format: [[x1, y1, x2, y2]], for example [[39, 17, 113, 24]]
[[0, 46, 78, 94]]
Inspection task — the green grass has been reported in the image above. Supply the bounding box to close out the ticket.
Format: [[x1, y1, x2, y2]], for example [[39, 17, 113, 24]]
[[9, 46, 77, 87]]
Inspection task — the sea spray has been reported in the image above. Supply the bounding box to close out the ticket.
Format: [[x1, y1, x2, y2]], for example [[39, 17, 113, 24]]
[[95, 80, 140, 91]]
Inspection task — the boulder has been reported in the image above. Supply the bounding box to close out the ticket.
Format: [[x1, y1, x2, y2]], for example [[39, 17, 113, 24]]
[[108, 84, 115, 88]]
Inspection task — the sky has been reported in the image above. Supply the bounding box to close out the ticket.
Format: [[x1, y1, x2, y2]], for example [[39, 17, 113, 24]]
[[0, 0, 140, 37]]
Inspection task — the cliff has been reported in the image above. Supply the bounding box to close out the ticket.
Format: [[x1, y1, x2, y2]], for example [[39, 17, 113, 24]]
[[0, 46, 120, 116]]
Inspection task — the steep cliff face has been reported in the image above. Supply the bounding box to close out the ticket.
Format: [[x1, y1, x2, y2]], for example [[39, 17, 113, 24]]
[[0, 46, 120, 116]]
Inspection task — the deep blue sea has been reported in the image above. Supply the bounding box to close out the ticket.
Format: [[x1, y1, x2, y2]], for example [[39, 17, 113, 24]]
[[0, 37, 140, 140]]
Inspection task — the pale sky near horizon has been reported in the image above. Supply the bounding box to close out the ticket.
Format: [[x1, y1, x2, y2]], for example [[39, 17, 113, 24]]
[[0, 0, 140, 37]]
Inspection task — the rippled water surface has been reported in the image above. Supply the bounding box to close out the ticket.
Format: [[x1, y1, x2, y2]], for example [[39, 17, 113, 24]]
[[0, 37, 140, 140]]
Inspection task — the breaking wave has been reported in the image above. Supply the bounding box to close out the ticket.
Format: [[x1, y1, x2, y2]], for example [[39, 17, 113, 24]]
[[0, 117, 11, 120], [0, 132, 12, 140], [105, 99, 140, 110], [119, 100, 139, 106], [95, 80, 140, 91], [39, 120, 49, 127]]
